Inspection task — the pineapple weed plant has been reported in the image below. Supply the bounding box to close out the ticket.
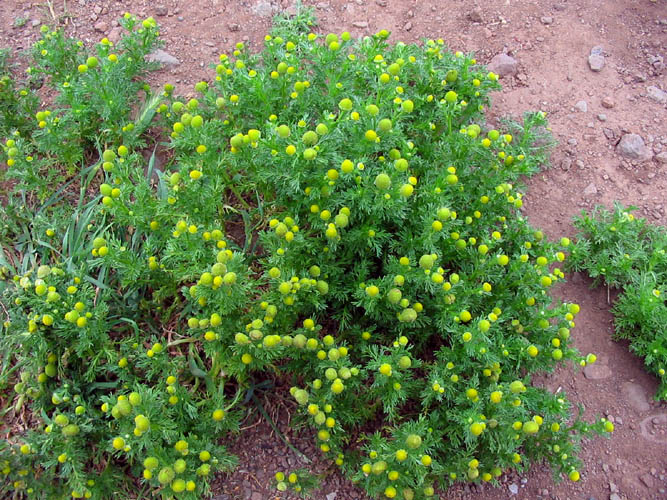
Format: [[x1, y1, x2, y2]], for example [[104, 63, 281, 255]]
[[0, 9, 622, 500], [568, 204, 667, 400]]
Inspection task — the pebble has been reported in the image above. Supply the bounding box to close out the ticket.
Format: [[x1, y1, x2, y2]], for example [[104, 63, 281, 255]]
[[646, 85, 667, 103], [583, 182, 598, 197], [589, 54, 605, 72], [561, 158, 572, 171], [584, 363, 612, 379], [655, 151, 667, 164], [488, 53, 518, 78], [610, 494, 622, 500], [622, 382, 651, 412], [228, 23, 240, 32], [541, 16, 554, 25], [639, 473, 654, 488], [326, 493, 337, 500], [250, 492, 262, 500], [509, 483, 519, 495], [404, 22, 413, 31], [601, 96, 615, 108], [31, 19, 40, 27], [155, 5, 168, 16], [617, 133, 653, 162], [598, 113, 607, 121], [94, 21, 109, 33], [603, 128, 616, 140], [352, 21, 368, 28], [468, 8, 484, 23], [146, 49, 181, 66], [575, 100, 588, 112]]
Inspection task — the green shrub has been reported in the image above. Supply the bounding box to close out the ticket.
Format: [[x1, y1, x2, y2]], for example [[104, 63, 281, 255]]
[[0, 10, 612, 500], [569, 203, 666, 399]]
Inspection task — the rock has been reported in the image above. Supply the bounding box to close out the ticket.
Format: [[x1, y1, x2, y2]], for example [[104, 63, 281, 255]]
[[94, 21, 109, 33], [326, 493, 337, 500], [541, 16, 554, 25], [646, 86, 667, 103], [468, 8, 484, 23], [623, 382, 651, 412], [228, 23, 240, 32], [603, 128, 616, 140], [583, 182, 598, 196], [591, 45, 605, 56], [250, 492, 262, 500], [639, 473, 654, 488], [352, 21, 368, 28], [560, 158, 572, 171], [655, 152, 667, 164], [146, 49, 181, 66], [575, 100, 588, 112], [601, 96, 615, 108], [155, 5, 168, 16], [108, 27, 122, 44], [610, 494, 622, 500], [31, 19, 41, 27], [584, 363, 612, 379], [588, 54, 605, 72], [598, 114, 607, 121], [617, 134, 653, 162], [252, 0, 276, 17], [404, 22, 413, 31], [488, 53, 518, 78], [508, 483, 519, 495]]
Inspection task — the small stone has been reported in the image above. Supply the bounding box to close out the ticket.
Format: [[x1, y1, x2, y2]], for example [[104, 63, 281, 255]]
[[467, 8, 484, 23], [598, 114, 607, 121], [588, 54, 605, 72], [583, 362, 611, 378], [541, 16, 554, 25], [31, 19, 41, 27], [609, 482, 619, 493], [253, 0, 276, 17], [583, 182, 598, 197], [623, 382, 651, 412], [250, 492, 262, 500], [601, 96, 615, 108], [352, 21, 368, 28], [561, 158, 572, 171], [146, 49, 180, 66], [655, 152, 667, 164], [509, 483, 519, 495], [228, 23, 240, 32], [617, 134, 653, 162], [108, 27, 122, 44], [554, 3, 566, 11], [646, 86, 667, 103], [326, 493, 337, 500], [94, 21, 109, 33], [404, 21, 413, 31], [575, 100, 588, 112], [568, 138, 578, 146], [639, 473, 654, 488], [603, 128, 616, 140], [375, 0, 387, 6], [488, 53, 518, 78], [610, 494, 621, 500], [155, 5, 168, 16]]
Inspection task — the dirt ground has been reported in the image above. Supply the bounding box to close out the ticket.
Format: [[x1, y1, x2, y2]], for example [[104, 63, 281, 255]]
[[0, 1, 666, 499]]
